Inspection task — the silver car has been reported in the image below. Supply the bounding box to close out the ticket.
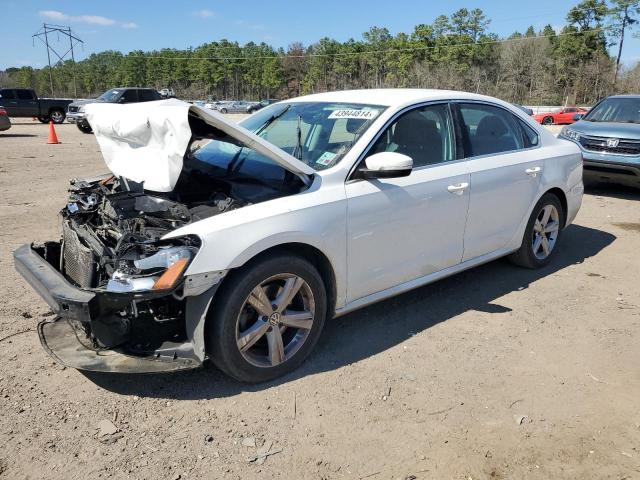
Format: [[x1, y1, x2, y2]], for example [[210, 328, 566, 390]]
[[216, 101, 253, 114], [559, 95, 640, 188], [0, 106, 11, 131]]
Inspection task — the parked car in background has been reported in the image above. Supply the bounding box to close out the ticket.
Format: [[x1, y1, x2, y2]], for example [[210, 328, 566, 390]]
[[205, 100, 228, 110], [14, 90, 583, 382], [559, 95, 640, 188], [0, 88, 73, 124], [247, 99, 280, 113], [513, 104, 533, 116], [67, 87, 162, 133], [216, 101, 254, 113], [159, 88, 176, 98], [0, 106, 11, 131], [533, 106, 588, 125]]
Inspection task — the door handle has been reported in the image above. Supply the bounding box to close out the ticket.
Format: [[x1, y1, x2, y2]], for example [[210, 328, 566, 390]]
[[447, 182, 469, 195], [525, 167, 542, 177]]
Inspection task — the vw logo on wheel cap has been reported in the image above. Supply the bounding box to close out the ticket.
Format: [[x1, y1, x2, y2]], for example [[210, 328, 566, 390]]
[[268, 312, 282, 326], [606, 138, 620, 148]]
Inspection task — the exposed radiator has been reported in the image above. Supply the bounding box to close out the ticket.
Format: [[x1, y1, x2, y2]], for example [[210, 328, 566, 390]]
[[62, 221, 96, 288]]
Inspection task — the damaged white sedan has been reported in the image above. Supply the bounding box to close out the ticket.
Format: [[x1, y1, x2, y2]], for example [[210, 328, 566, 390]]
[[14, 90, 583, 382]]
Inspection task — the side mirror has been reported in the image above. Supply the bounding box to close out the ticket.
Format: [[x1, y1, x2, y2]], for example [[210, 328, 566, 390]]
[[118, 97, 126, 104], [573, 114, 583, 121], [359, 152, 413, 179]]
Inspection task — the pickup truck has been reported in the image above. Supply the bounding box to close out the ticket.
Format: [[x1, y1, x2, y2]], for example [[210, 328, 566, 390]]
[[67, 87, 162, 133], [0, 88, 73, 124]]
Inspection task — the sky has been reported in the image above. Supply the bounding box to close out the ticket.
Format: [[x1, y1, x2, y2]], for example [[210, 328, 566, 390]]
[[2, 0, 640, 70]]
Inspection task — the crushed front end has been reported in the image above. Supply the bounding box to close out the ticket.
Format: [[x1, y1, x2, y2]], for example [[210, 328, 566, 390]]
[[13, 175, 233, 372]]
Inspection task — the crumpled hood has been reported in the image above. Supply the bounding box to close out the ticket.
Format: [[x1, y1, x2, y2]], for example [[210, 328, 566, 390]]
[[85, 99, 313, 192]]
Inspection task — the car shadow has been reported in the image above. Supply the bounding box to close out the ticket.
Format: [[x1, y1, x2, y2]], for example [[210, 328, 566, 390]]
[[0, 133, 38, 138], [84, 224, 615, 399]]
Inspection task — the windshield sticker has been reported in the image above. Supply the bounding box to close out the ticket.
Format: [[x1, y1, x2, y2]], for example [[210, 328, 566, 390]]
[[316, 151, 337, 166], [328, 109, 379, 120]]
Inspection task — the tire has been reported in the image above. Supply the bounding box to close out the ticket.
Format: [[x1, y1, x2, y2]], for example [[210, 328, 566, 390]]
[[50, 109, 65, 124], [207, 254, 328, 383], [508, 192, 565, 269], [77, 123, 93, 134], [220, 108, 228, 114], [37, 116, 50, 124], [542, 116, 553, 125]]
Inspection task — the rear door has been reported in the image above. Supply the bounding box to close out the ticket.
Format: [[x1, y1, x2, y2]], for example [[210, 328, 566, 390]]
[[120, 89, 139, 104], [15, 89, 39, 116], [455, 102, 543, 261], [138, 89, 159, 102]]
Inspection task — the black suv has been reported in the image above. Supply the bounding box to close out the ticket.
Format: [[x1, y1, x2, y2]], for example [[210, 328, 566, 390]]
[[67, 88, 162, 133]]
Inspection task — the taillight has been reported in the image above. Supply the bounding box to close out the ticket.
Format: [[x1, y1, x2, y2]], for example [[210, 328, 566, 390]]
[[0, 109, 7, 116]]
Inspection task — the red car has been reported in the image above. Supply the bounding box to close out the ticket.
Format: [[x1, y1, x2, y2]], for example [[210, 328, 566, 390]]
[[533, 107, 588, 125]]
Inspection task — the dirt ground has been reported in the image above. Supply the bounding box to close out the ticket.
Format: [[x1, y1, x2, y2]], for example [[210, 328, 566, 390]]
[[0, 120, 638, 480]]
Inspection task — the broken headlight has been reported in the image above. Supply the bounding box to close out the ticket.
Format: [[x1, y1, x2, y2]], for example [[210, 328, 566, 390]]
[[106, 245, 196, 293]]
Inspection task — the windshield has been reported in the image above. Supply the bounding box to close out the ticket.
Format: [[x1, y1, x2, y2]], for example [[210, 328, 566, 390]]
[[96, 89, 122, 102], [194, 102, 385, 172], [583, 97, 640, 124]]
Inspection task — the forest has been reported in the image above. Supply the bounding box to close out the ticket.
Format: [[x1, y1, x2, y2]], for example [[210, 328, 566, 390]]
[[3, 0, 640, 105]]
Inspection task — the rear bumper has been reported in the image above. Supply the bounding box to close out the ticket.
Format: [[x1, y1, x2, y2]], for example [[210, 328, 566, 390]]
[[13, 243, 202, 373]]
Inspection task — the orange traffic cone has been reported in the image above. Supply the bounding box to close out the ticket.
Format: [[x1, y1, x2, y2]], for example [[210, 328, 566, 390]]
[[47, 120, 60, 144]]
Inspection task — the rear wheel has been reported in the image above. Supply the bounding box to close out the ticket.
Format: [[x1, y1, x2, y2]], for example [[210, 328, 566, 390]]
[[220, 108, 228, 114], [77, 123, 93, 134], [50, 109, 65, 124], [542, 116, 553, 125], [509, 193, 564, 269], [207, 254, 327, 383], [37, 116, 50, 124]]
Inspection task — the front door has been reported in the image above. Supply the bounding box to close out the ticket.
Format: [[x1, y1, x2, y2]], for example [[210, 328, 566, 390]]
[[345, 103, 470, 303]]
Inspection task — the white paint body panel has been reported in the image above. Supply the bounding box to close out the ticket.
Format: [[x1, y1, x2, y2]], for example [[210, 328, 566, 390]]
[[114, 89, 581, 314]]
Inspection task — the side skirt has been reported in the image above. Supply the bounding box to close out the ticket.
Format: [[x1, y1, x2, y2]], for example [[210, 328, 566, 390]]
[[334, 246, 516, 318]]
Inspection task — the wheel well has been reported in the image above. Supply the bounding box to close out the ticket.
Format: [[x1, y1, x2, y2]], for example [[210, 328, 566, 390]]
[[546, 187, 568, 227], [241, 243, 337, 316]]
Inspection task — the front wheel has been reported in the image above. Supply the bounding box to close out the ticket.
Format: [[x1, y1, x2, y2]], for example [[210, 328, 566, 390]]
[[77, 123, 93, 134], [207, 254, 327, 383], [50, 109, 65, 124], [219, 108, 228, 114], [508, 193, 564, 269], [37, 116, 50, 124], [542, 116, 553, 125]]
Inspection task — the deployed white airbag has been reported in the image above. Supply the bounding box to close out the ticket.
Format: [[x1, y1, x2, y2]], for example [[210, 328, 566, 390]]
[[85, 99, 313, 192]]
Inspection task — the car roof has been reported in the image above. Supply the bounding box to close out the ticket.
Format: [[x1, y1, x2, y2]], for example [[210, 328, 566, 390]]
[[285, 88, 506, 108]]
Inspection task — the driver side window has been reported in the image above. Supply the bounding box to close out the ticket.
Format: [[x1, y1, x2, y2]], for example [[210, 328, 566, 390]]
[[369, 103, 455, 168]]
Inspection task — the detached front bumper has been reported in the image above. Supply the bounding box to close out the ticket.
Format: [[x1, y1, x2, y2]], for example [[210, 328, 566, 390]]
[[13, 244, 204, 373]]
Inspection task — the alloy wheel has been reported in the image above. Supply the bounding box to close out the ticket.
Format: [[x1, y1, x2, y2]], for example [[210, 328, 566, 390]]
[[236, 274, 315, 368], [531, 204, 560, 260], [51, 111, 65, 123]]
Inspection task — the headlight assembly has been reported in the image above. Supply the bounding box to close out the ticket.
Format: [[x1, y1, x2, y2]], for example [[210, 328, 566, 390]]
[[560, 127, 581, 141], [106, 245, 196, 293]]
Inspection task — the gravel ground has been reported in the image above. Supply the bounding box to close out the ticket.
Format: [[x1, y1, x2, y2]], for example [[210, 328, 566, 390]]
[[0, 120, 638, 480]]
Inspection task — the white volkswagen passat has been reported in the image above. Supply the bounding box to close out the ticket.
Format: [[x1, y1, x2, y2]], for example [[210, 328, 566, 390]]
[[14, 89, 583, 382]]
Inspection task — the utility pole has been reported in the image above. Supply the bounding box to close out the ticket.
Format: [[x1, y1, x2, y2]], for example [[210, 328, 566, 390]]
[[32, 23, 84, 97]]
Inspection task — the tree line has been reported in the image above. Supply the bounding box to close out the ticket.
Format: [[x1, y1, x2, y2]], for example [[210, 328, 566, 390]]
[[2, 0, 640, 105]]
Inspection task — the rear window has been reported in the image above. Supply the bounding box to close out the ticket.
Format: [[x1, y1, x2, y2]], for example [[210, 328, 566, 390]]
[[16, 90, 35, 100]]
